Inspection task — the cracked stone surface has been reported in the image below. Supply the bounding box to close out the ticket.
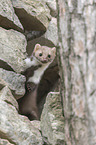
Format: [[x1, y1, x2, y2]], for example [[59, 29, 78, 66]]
[[0, 86, 43, 145], [0, 68, 26, 99], [0, 138, 14, 145], [12, 0, 51, 31], [57, 0, 96, 144], [42, 17, 58, 46], [40, 92, 65, 145], [0, 0, 23, 31], [0, 27, 27, 73]]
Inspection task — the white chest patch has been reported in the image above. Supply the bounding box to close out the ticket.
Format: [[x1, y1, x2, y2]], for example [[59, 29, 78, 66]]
[[28, 63, 50, 84]]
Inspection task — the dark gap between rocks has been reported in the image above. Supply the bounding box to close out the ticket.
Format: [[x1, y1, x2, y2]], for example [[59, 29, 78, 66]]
[[0, 132, 16, 145], [14, 8, 46, 31], [0, 15, 23, 32], [0, 59, 14, 71]]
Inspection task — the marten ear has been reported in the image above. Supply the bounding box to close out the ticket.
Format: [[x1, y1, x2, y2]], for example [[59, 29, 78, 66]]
[[52, 47, 56, 55], [34, 44, 41, 52]]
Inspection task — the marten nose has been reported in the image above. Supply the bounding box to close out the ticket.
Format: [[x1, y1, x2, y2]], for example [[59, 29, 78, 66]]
[[43, 59, 47, 61]]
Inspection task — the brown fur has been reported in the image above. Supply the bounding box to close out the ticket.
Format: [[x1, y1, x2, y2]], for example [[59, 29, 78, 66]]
[[18, 83, 39, 120]]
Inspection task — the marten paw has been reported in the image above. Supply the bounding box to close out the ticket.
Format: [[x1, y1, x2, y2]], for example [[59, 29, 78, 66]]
[[26, 82, 37, 92]]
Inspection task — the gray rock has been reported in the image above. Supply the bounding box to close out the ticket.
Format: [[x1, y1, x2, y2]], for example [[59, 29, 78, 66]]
[[0, 27, 27, 73], [0, 86, 18, 110], [0, 68, 26, 99], [31, 120, 41, 131], [0, 138, 14, 145], [40, 92, 65, 145], [0, 0, 23, 31], [0, 87, 43, 145], [12, 0, 51, 31], [43, 17, 58, 46], [43, 0, 57, 17]]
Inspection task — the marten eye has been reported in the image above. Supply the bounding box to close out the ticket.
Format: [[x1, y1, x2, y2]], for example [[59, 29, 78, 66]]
[[48, 54, 51, 58], [39, 53, 42, 57]]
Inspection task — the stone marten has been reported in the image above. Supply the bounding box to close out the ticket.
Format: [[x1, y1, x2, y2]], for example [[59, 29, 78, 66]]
[[18, 44, 56, 120]]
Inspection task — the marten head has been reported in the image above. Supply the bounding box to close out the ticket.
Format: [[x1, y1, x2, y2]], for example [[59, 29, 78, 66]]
[[32, 44, 56, 64]]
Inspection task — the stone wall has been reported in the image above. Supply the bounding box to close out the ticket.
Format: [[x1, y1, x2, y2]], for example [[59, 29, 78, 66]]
[[0, 0, 64, 144]]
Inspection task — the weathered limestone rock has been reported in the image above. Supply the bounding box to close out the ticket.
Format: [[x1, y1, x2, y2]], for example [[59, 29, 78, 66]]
[[0, 86, 18, 110], [0, 87, 43, 145], [0, 68, 26, 99], [57, 1, 96, 144], [42, 17, 58, 46], [31, 120, 41, 130], [70, 4, 96, 143], [0, 138, 14, 145], [0, 27, 27, 73], [12, 0, 51, 31], [0, 0, 23, 31], [42, 0, 57, 17], [40, 92, 65, 145]]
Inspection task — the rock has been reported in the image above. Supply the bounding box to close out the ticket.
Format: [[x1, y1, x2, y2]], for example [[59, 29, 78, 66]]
[[40, 92, 65, 145], [0, 0, 23, 32], [0, 87, 43, 145], [43, 0, 57, 17], [31, 120, 41, 131], [0, 27, 27, 73], [0, 138, 14, 145], [12, 0, 51, 31], [0, 68, 26, 99], [0, 86, 18, 110], [42, 17, 58, 46]]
